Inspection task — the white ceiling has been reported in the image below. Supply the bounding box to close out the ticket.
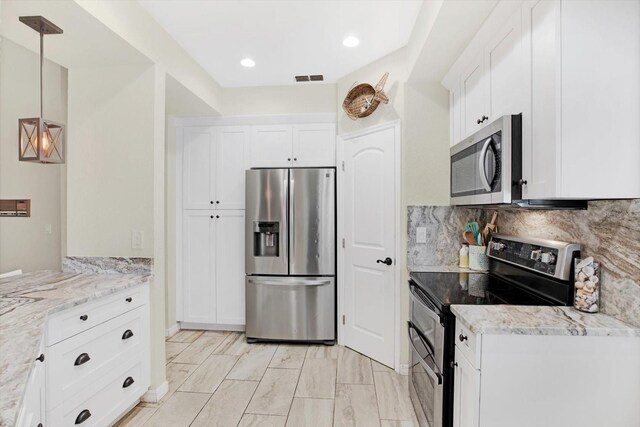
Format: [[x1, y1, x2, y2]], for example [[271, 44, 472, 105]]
[[138, 0, 423, 88]]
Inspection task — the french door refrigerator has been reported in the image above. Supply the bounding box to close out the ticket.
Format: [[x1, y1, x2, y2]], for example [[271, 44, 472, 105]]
[[245, 168, 336, 343]]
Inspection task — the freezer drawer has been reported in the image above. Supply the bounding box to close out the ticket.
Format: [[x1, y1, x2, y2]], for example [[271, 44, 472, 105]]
[[246, 276, 335, 342]]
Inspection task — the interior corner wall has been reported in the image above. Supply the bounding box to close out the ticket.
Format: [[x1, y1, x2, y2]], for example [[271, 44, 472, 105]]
[[0, 38, 67, 273], [66, 64, 156, 257]]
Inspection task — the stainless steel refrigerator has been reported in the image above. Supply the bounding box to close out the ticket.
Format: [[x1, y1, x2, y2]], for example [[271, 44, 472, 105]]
[[245, 168, 335, 343]]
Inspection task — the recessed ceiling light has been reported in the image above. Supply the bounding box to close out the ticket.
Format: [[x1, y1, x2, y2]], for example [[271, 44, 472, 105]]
[[342, 36, 359, 47], [240, 58, 256, 68]]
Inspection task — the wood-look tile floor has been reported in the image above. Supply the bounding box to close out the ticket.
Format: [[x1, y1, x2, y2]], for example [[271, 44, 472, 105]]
[[116, 331, 418, 427]]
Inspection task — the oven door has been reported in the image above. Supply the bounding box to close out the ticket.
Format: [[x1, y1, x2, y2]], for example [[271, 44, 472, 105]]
[[409, 285, 445, 427]]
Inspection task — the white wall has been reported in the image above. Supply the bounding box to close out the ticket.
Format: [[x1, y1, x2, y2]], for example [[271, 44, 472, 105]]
[[0, 38, 67, 273], [66, 64, 156, 257], [221, 84, 337, 115]]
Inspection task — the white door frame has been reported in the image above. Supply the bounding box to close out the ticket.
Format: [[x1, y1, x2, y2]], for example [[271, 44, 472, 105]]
[[336, 119, 402, 372]]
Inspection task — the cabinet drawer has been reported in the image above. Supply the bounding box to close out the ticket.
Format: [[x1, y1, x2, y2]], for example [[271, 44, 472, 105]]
[[455, 321, 481, 369], [48, 360, 146, 427], [47, 306, 146, 410], [46, 286, 146, 345]]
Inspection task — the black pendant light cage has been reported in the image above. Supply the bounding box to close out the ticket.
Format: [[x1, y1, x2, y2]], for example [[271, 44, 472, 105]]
[[18, 16, 65, 164]]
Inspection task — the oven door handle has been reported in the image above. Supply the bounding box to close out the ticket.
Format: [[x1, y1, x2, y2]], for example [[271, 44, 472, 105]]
[[478, 137, 495, 192], [407, 320, 437, 359], [408, 322, 443, 385]]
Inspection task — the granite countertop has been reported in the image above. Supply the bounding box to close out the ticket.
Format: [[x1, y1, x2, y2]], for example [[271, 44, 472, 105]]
[[0, 270, 151, 427], [409, 265, 483, 273], [451, 305, 640, 337]]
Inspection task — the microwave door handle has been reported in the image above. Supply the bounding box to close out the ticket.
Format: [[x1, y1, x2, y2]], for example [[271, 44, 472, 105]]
[[478, 137, 493, 192]]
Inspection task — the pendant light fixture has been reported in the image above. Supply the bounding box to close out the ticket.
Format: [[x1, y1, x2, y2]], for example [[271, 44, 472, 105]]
[[18, 16, 65, 164]]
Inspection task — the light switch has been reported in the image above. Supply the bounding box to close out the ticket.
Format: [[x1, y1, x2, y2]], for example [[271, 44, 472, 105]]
[[131, 230, 144, 250], [416, 227, 427, 244]]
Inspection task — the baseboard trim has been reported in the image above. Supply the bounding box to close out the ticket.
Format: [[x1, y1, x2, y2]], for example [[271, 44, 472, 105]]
[[399, 363, 410, 376], [165, 323, 180, 338], [142, 381, 169, 403], [179, 322, 245, 332]]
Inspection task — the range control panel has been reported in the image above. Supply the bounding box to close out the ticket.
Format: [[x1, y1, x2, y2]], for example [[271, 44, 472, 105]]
[[488, 236, 561, 276]]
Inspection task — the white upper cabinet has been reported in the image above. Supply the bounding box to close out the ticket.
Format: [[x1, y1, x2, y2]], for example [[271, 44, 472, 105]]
[[461, 55, 488, 138], [444, 0, 640, 200], [250, 125, 294, 168], [216, 126, 249, 209], [183, 126, 249, 209], [183, 127, 215, 210], [250, 123, 336, 168], [293, 124, 336, 167]]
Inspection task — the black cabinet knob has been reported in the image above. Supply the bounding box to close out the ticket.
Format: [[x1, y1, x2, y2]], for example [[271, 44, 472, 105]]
[[216, 215, 220, 219], [75, 409, 91, 425], [294, 158, 298, 161], [210, 201, 214, 204], [216, 200, 220, 204], [122, 376, 135, 388], [287, 158, 291, 161], [122, 329, 134, 340], [518, 179, 528, 186], [210, 215, 214, 219], [126, 297, 132, 303], [477, 118, 482, 124], [35, 353, 45, 362], [79, 314, 88, 321], [459, 333, 468, 342], [74, 353, 91, 366], [451, 361, 458, 368], [38, 424, 43, 427], [482, 115, 489, 122]]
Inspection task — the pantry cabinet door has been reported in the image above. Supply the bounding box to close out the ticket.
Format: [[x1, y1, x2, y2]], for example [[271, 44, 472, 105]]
[[182, 211, 216, 323], [250, 125, 293, 168], [215, 126, 249, 209], [453, 348, 480, 427], [485, 7, 524, 120], [183, 127, 216, 209], [215, 211, 246, 325], [450, 80, 463, 146], [461, 55, 489, 138], [292, 124, 336, 166]]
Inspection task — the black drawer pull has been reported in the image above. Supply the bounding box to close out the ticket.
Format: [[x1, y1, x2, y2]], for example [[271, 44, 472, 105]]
[[126, 297, 132, 303], [75, 409, 91, 424], [122, 329, 134, 340], [35, 353, 45, 362], [79, 314, 88, 321], [38, 424, 43, 427], [123, 376, 135, 388], [459, 333, 468, 342], [74, 353, 91, 366]]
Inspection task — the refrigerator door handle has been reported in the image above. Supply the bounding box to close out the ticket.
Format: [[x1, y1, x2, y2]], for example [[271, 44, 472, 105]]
[[247, 278, 332, 287], [289, 173, 295, 269]]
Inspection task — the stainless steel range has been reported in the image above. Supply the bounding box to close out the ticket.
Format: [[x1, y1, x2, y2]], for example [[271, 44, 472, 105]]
[[408, 235, 581, 427], [245, 168, 336, 344]]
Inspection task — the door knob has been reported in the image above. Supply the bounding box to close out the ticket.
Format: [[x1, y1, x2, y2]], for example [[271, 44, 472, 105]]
[[376, 257, 393, 266]]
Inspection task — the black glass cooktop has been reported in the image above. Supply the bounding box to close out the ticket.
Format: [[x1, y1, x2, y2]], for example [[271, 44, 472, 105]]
[[409, 270, 563, 312]]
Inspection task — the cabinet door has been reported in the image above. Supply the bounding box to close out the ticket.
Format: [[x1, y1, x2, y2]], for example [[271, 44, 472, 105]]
[[215, 126, 249, 209], [461, 55, 489, 138], [485, 7, 523, 120], [250, 125, 293, 168], [215, 211, 245, 325], [292, 124, 336, 166], [453, 348, 480, 427], [521, 0, 561, 199], [182, 211, 216, 323], [16, 344, 45, 427], [450, 80, 463, 146], [183, 127, 216, 209]]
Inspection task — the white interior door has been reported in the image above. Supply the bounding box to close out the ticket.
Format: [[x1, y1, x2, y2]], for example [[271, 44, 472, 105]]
[[341, 122, 398, 368]]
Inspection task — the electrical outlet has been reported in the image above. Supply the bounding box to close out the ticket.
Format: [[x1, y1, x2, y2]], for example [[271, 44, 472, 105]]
[[416, 227, 427, 244], [131, 230, 144, 250]]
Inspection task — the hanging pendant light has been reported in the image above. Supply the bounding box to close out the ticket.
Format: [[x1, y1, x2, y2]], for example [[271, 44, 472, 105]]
[[18, 16, 65, 164]]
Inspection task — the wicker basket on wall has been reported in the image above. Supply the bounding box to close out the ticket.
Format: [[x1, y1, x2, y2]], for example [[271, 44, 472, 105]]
[[342, 72, 390, 120]]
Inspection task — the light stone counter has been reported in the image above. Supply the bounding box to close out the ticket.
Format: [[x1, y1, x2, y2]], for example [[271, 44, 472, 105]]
[[451, 305, 640, 337], [409, 265, 483, 273], [0, 270, 152, 427]]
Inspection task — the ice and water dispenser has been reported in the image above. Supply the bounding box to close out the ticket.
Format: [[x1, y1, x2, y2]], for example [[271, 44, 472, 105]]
[[253, 221, 280, 257]]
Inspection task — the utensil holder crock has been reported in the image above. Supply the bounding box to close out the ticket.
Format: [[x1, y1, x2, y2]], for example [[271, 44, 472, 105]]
[[469, 246, 489, 271]]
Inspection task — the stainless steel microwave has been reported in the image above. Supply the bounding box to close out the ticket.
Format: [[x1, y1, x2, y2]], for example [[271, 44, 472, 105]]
[[450, 114, 522, 206]]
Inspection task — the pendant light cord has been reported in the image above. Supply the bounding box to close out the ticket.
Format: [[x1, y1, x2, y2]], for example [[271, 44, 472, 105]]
[[40, 30, 43, 118]]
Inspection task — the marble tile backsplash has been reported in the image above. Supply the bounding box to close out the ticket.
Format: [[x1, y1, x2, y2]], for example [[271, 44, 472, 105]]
[[407, 200, 640, 327]]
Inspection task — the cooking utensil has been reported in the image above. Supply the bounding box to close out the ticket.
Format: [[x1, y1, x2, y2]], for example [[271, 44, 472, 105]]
[[464, 222, 481, 246], [463, 231, 476, 246], [482, 212, 498, 245]]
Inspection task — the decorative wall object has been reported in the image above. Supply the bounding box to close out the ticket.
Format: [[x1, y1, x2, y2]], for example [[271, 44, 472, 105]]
[[342, 72, 389, 120], [17, 16, 65, 164]]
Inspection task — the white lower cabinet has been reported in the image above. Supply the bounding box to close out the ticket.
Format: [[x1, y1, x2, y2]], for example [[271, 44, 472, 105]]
[[452, 321, 640, 427], [181, 210, 245, 326], [16, 285, 150, 427]]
